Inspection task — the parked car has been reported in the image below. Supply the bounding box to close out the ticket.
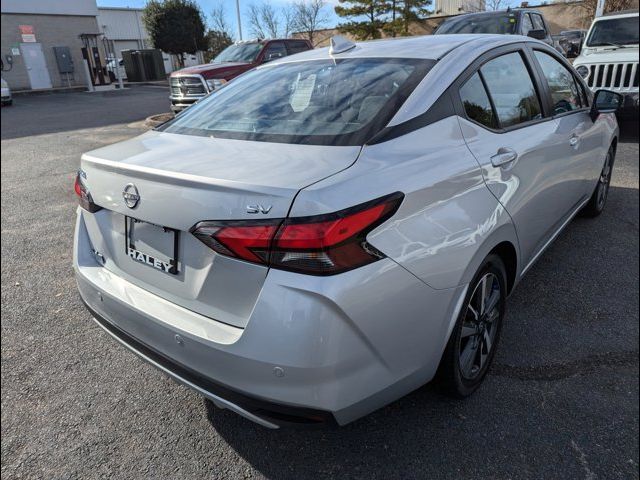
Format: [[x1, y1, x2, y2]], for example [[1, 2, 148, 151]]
[[573, 10, 639, 119], [74, 34, 620, 428], [552, 34, 569, 57], [560, 29, 588, 58], [169, 38, 313, 112], [1, 77, 12, 106], [434, 9, 558, 51]]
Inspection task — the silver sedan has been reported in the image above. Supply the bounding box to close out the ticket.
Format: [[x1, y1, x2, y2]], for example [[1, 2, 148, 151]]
[[74, 34, 620, 428]]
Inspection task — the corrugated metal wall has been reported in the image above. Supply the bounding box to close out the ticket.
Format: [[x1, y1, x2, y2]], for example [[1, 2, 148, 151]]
[[97, 8, 148, 43]]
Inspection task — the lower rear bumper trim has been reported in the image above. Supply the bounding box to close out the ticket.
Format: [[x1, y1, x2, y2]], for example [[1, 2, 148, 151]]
[[83, 299, 336, 428]]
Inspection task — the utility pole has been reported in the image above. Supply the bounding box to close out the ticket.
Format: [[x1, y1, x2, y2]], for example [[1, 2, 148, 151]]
[[236, 0, 243, 40], [595, 0, 605, 17]]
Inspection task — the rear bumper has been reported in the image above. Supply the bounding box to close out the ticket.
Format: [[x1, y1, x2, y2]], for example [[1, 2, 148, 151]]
[[74, 210, 466, 427]]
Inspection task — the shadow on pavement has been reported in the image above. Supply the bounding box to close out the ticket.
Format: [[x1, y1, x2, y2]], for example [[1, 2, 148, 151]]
[[0, 86, 169, 140], [618, 119, 639, 143]]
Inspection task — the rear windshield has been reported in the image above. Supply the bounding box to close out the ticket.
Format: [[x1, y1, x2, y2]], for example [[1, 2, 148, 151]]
[[586, 17, 639, 47], [436, 14, 518, 34], [160, 58, 434, 146]]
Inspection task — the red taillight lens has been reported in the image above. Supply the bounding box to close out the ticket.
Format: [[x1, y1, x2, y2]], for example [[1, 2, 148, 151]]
[[191, 221, 281, 264], [74, 171, 102, 213], [191, 193, 403, 275]]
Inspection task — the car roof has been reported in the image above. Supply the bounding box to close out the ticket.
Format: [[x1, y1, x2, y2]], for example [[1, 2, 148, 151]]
[[270, 34, 528, 62]]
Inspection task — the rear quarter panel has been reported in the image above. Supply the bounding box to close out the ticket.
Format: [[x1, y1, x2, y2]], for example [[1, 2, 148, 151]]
[[291, 116, 520, 290]]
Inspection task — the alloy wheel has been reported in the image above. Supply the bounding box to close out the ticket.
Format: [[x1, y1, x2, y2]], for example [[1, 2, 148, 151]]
[[597, 151, 613, 210], [458, 272, 502, 380]]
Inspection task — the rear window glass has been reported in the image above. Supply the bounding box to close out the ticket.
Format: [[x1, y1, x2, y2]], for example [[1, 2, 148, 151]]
[[160, 58, 433, 146], [436, 14, 518, 34], [460, 73, 497, 129], [287, 41, 311, 55]]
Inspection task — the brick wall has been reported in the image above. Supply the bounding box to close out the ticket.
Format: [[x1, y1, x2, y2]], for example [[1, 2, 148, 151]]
[[1, 13, 100, 90]]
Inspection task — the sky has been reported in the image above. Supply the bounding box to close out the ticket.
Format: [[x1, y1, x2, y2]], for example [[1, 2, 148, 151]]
[[97, 0, 343, 40]]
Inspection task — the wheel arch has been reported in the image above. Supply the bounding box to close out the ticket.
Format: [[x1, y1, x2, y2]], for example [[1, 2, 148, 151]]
[[488, 241, 518, 295], [459, 222, 521, 295]]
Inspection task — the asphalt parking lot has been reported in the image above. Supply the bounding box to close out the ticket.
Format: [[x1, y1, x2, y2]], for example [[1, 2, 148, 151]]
[[1, 87, 638, 480]]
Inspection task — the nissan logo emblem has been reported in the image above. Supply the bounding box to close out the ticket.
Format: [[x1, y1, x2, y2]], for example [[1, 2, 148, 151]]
[[122, 183, 140, 209]]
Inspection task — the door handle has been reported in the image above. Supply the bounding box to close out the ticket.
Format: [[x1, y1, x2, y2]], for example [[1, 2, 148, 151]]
[[491, 147, 518, 168], [569, 134, 580, 148]]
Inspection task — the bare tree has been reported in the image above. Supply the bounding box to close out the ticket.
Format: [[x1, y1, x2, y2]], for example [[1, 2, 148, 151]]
[[292, 0, 329, 44], [247, 3, 281, 38], [485, 0, 504, 11], [580, 0, 634, 19], [282, 4, 296, 38], [210, 1, 232, 37]]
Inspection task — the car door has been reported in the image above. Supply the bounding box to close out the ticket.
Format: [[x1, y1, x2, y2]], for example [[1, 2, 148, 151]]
[[529, 47, 605, 203], [455, 45, 583, 269]]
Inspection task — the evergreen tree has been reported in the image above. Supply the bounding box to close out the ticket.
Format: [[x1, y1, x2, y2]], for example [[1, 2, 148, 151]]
[[335, 0, 392, 40]]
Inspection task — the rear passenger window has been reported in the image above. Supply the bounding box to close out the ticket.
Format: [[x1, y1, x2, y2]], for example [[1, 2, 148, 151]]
[[460, 73, 498, 129], [480, 52, 542, 128], [534, 50, 583, 114], [286, 41, 311, 55], [263, 42, 287, 62]]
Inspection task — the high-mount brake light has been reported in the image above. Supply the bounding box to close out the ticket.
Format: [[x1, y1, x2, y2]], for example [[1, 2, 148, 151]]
[[191, 192, 403, 275], [74, 171, 102, 213]]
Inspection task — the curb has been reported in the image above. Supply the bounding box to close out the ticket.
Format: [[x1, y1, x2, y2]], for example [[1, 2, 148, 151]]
[[144, 113, 174, 128]]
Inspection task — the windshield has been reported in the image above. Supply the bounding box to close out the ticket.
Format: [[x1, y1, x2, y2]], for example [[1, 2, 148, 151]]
[[586, 17, 639, 46], [212, 43, 263, 63], [160, 58, 433, 146], [436, 14, 518, 34]]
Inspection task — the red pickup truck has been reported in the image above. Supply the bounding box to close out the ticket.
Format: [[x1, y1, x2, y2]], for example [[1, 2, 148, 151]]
[[169, 38, 313, 112]]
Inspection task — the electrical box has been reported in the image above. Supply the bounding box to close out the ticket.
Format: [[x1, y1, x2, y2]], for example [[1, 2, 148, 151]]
[[53, 46, 74, 73]]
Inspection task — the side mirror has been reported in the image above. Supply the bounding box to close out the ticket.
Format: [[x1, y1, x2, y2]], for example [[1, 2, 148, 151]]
[[527, 29, 547, 40], [590, 89, 622, 121]]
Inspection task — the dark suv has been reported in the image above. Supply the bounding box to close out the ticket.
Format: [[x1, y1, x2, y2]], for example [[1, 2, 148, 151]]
[[169, 38, 313, 112], [435, 9, 555, 48]]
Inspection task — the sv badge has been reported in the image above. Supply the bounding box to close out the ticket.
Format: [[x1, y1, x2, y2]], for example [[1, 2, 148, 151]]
[[246, 204, 272, 214]]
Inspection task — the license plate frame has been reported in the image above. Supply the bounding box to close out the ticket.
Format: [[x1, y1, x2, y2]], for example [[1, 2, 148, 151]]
[[124, 216, 179, 275]]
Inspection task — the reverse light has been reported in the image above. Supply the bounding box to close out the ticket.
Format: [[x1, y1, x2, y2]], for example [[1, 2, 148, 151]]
[[191, 192, 403, 275], [74, 170, 102, 213]]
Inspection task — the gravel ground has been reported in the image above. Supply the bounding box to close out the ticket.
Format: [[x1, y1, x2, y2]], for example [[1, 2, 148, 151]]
[[1, 88, 638, 480]]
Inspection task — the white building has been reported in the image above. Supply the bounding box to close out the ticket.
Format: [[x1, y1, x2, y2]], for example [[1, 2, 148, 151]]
[[97, 6, 205, 73]]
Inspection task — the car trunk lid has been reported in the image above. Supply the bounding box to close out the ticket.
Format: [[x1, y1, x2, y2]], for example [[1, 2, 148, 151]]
[[79, 131, 361, 328]]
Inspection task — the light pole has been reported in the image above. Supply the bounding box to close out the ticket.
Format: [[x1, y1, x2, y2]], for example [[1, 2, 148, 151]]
[[595, 0, 605, 17], [236, 0, 243, 40]]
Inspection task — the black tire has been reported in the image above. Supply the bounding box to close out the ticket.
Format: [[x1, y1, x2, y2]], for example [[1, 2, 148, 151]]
[[437, 254, 507, 398], [581, 145, 615, 218]]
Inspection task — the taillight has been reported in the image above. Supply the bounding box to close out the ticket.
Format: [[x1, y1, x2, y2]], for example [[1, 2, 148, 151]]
[[74, 171, 102, 213], [191, 192, 403, 275]]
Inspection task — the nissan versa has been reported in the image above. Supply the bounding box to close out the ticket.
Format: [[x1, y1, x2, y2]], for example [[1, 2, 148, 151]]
[[74, 35, 621, 428]]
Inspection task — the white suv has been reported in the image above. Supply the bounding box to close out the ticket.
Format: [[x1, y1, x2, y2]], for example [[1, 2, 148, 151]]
[[574, 10, 639, 119]]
